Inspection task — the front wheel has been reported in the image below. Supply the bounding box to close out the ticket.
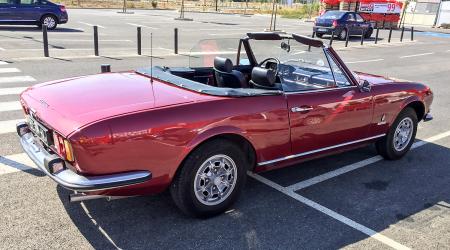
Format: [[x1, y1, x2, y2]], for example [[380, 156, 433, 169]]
[[170, 139, 247, 217], [376, 107, 418, 160]]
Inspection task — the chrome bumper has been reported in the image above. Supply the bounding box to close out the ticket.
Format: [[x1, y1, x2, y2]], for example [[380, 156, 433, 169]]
[[423, 112, 433, 122], [17, 122, 151, 192]]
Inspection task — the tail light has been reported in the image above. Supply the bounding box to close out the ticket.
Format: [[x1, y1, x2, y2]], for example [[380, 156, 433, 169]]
[[332, 20, 338, 28], [59, 5, 66, 12], [53, 132, 74, 162]]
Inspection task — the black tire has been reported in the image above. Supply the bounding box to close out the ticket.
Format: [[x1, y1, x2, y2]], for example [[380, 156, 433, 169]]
[[41, 15, 58, 30], [316, 33, 323, 38], [376, 107, 418, 160], [170, 139, 247, 218], [338, 28, 348, 40], [364, 28, 373, 39]]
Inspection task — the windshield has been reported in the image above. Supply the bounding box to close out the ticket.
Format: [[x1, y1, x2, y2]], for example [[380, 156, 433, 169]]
[[321, 11, 346, 19], [249, 38, 353, 92]]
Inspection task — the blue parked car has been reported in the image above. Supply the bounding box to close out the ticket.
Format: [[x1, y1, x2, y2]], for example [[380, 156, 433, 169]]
[[0, 0, 68, 30], [313, 11, 373, 40]]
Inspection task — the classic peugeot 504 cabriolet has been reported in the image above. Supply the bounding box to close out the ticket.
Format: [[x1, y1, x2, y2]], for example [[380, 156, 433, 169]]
[[17, 33, 433, 217]]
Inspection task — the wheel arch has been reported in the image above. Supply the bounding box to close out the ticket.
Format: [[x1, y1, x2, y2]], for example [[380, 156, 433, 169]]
[[403, 99, 426, 121]]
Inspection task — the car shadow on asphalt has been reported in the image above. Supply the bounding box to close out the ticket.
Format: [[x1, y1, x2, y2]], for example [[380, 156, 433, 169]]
[[57, 140, 450, 249], [0, 26, 84, 33]]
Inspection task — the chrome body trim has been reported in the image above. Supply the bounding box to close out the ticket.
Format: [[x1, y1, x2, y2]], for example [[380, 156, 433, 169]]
[[17, 125, 152, 192], [257, 134, 385, 166]]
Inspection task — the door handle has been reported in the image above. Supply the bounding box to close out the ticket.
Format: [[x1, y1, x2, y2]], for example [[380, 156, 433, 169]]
[[10, 6, 17, 8], [291, 106, 313, 113], [35, 6, 40, 8]]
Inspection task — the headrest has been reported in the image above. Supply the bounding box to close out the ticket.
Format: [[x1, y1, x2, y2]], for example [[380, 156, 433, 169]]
[[251, 67, 276, 87], [214, 57, 233, 73]]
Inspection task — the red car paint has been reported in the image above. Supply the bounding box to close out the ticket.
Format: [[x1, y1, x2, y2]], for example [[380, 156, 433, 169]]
[[19, 67, 433, 197]]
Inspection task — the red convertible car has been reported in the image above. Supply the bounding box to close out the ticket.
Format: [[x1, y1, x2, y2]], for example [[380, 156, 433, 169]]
[[17, 33, 433, 217]]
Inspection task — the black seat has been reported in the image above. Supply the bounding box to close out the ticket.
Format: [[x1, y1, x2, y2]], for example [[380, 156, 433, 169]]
[[249, 67, 279, 90], [213, 57, 248, 88]]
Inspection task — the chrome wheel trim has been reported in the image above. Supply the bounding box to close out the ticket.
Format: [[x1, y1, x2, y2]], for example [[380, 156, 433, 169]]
[[193, 154, 237, 206], [43, 17, 56, 29], [393, 117, 413, 152]]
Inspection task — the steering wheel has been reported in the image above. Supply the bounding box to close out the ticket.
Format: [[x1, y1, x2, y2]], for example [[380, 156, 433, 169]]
[[257, 57, 280, 77]]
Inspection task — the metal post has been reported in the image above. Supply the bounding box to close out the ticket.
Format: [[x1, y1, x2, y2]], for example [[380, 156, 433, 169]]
[[400, 26, 405, 42], [345, 28, 349, 47], [360, 29, 364, 45], [312, 31, 315, 38], [329, 31, 334, 47], [137, 27, 142, 55], [94, 26, 99, 56], [42, 25, 49, 57], [388, 26, 393, 43], [174, 28, 178, 54], [411, 26, 414, 41], [375, 27, 379, 44]]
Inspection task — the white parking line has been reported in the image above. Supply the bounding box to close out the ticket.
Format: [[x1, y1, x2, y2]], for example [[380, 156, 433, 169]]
[[0, 153, 36, 175], [0, 76, 36, 84], [126, 23, 158, 29], [399, 52, 434, 59], [0, 61, 8, 65], [286, 130, 450, 191], [0, 101, 21, 112], [346, 59, 384, 64], [0, 47, 5, 51], [0, 87, 26, 96], [248, 172, 411, 250], [78, 21, 106, 28], [0, 68, 21, 74], [0, 119, 24, 134]]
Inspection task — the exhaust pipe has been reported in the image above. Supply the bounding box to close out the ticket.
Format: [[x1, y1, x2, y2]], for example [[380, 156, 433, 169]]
[[69, 192, 130, 202]]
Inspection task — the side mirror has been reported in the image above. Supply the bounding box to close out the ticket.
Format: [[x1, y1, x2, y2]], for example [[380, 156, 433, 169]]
[[359, 80, 371, 92]]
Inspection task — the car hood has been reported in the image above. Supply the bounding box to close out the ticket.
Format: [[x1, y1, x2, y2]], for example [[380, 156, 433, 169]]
[[353, 71, 404, 85], [20, 72, 216, 137]]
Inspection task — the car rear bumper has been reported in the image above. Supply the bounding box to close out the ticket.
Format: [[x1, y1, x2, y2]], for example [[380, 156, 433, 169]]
[[17, 122, 151, 192], [313, 26, 342, 34]]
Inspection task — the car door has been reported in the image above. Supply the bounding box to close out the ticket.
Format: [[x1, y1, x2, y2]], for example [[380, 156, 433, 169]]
[[283, 48, 373, 156], [16, 0, 42, 21], [355, 13, 369, 34], [344, 13, 357, 35], [0, 0, 18, 21]]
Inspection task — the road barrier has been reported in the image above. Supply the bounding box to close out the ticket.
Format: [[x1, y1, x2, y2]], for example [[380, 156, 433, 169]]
[[375, 28, 379, 44], [42, 26, 49, 57], [360, 29, 364, 45], [174, 28, 179, 54], [329, 31, 334, 47], [137, 27, 142, 55], [400, 26, 405, 42], [94, 26, 99, 56], [388, 26, 393, 43]]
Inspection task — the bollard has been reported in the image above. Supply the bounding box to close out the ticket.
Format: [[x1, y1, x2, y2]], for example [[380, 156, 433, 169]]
[[101, 64, 111, 73], [345, 28, 349, 47], [360, 29, 364, 45], [388, 26, 393, 43], [312, 31, 315, 38], [137, 27, 142, 55], [329, 31, 334, 47], [42, 25, 49, 57], [174, 28, 178, 54], [375, 27, 379, 44], [93, 26, 99, 56], [411, 26, 414, 41], [400, 26, 405, 42]]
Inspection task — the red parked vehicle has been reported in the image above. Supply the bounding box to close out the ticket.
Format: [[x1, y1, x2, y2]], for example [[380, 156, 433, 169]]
[[17, 33, 433, 217]]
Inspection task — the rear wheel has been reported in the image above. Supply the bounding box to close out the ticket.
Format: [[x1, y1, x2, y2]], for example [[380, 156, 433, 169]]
[[316, 33, 323, 38], [376, 107, 418, 160], [364, 28, 373, 39], [41, 15, 57, 30], [170, 139, 247, 217], [338, 28, 348, 40]]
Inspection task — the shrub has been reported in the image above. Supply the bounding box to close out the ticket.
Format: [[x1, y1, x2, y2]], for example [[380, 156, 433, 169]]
[[441, 23, 450, 29]]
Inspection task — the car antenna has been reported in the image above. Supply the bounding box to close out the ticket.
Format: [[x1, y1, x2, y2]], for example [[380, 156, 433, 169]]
[[150, 32, 153, 83]]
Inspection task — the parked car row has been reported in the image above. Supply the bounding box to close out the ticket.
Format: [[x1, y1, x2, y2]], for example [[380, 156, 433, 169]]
[[0, 0, 67, 29]]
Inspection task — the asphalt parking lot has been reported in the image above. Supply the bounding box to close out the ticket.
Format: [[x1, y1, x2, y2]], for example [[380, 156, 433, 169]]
[[1, 9, 450, 250]]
